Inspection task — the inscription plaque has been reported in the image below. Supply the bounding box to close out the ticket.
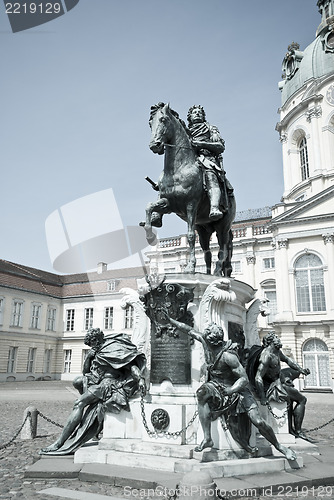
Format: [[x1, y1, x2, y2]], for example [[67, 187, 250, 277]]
[[150, 325, 191, 384], [140, 279, 194, 385]]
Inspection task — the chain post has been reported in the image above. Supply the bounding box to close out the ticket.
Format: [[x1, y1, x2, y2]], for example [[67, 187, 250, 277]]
[[21, 406, 38, 440]]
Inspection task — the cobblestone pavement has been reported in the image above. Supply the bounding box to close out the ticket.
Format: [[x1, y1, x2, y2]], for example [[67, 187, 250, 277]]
[[0, 382, 334, 500]]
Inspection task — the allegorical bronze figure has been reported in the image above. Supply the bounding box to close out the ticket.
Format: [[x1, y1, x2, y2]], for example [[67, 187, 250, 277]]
[[164, 314, 297, 461], [40, 328, 146, 455], [247, 331, 310, 439]]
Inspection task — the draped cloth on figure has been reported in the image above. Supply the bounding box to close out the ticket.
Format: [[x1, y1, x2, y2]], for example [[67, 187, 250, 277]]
[[44, 334, 146, 456], [246, 345, 289, 403]]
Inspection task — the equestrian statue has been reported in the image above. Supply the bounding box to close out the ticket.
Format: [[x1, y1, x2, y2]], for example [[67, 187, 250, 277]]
[[141, 103, 236, 277]]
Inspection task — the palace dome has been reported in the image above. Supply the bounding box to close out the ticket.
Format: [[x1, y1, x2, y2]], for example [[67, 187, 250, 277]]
[[280, 15, 334, 105]]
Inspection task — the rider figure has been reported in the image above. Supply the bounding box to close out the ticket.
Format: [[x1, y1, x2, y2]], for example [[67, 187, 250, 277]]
[[187, 105, 228, 221]]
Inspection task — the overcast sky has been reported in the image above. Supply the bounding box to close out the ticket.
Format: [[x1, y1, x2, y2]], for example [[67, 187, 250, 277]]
[[0, 0, 320, 273]]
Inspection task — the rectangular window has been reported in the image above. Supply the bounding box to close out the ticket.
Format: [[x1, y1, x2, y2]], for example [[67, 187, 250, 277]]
[[26, 347, 37, 373], [66, 309, 75, 331], [104, 307, 113, 330], [232, 261, 241, 273], [11, 300, 23, 327], [7, 347, 18, 373], [107, 280, 117, 292], [263, 257, 275, 270], [124, 304, 134, 329], [30, 304, 41, 329], [46, 307, 56, 331], [64, 349, 72, 373], [84, 308, 94, 330], [0, 297, 4, 325], [264, 290, 277, 324], [43, 349, 52, 373]]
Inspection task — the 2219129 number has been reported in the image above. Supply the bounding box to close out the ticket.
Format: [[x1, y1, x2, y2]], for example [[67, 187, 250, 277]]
[[6, 3, 61, 14]]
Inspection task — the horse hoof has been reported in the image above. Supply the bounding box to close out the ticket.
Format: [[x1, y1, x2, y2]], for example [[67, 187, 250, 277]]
[[146, 234, 157, 246]]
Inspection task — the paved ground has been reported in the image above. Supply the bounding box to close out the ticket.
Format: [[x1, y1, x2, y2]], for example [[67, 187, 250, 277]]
[[0, 381, 334, 500]]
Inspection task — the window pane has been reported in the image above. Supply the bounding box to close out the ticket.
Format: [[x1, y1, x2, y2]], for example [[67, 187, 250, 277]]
[[104, 307, 113, 329], [64, 350, 72, 373], [296, 270, 310, 312], [84, 308, 94, 330], [303, 354, 317, 386], [264, 290, 277, 323], [310, 270, 326, 311], [318, 354, 331, 386]]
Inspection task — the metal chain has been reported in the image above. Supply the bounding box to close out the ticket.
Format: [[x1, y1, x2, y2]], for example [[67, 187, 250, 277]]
[[0, 412, 31, 451], [266, 403, 289, 420], [37, 411, 64, 428], [305, 416, 334, 433], [140, 393, 198, 437]]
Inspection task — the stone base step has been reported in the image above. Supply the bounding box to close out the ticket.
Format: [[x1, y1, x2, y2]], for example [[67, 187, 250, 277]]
[[98, 438, 194, 458], [74, 443, 303, 476]]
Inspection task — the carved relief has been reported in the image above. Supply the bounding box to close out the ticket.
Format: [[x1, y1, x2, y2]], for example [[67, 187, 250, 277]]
[[277, 239, 288, 250], [244, 298, 271, 348], [140, 279, 194, 338], [322, 233, 334, 244], [306, 105, 322, 122], [198, 278, 236, 330], [282, 42, 304, 81]]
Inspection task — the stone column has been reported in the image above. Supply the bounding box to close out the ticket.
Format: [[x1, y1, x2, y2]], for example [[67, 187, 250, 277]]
[[322, 233, 334, 317], [246, 254, 256, 288], [306, 104, 322, 173], [275, 238, 293, 322]]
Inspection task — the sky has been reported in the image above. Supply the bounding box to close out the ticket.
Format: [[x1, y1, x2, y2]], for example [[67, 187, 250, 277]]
[[0, 0, 321, 274]]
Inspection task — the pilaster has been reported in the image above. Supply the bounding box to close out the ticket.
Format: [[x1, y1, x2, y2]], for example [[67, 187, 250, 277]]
[[274, 239, 294, 322]]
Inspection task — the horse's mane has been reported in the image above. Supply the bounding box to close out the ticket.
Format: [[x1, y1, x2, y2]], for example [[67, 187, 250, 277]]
[[149, 102, 191, 138]]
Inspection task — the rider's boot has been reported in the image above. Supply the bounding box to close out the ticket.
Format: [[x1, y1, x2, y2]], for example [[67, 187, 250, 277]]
[[206, 172, 225, 220]]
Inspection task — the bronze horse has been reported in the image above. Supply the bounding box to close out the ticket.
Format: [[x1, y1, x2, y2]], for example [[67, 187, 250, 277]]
[[143, 103, 236, 277]]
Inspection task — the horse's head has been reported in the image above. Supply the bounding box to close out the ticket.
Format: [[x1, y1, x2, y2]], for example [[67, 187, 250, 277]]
[[149, 103, 174, 155]]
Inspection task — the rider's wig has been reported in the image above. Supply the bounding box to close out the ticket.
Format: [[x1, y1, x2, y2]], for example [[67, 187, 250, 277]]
[[187, 105, 206, 125]]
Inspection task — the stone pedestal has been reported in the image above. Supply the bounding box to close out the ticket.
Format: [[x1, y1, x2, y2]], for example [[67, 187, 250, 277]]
[[74, 274, 307, 475]]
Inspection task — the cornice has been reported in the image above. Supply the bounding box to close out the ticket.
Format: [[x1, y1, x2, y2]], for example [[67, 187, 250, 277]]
[[276, 93, 324, 133], [271, 212, 334, 230], [271, 184, 334, 225], [277, 72, 334, 118]]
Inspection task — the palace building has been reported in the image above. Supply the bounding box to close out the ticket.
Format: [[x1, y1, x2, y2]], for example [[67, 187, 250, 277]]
[[0, 0, 333, 390]]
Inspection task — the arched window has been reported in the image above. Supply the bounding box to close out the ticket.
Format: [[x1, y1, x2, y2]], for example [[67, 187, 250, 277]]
[[303, 339, 331, 388], [299, 137, 309, 181], [261, 280, 277, 324], [295, 254, 326, 312]]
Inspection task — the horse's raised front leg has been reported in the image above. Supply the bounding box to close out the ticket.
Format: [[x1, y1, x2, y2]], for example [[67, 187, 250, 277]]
[[184, 205, 197, 274], [143, 198, 170, 245]]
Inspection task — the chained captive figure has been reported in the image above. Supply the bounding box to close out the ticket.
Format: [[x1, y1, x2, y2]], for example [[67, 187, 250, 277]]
[[40, 328, 146, 455], [187, 105, 233, 221], [247, 331, 310, 439], [166, 315, 297, 461]]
